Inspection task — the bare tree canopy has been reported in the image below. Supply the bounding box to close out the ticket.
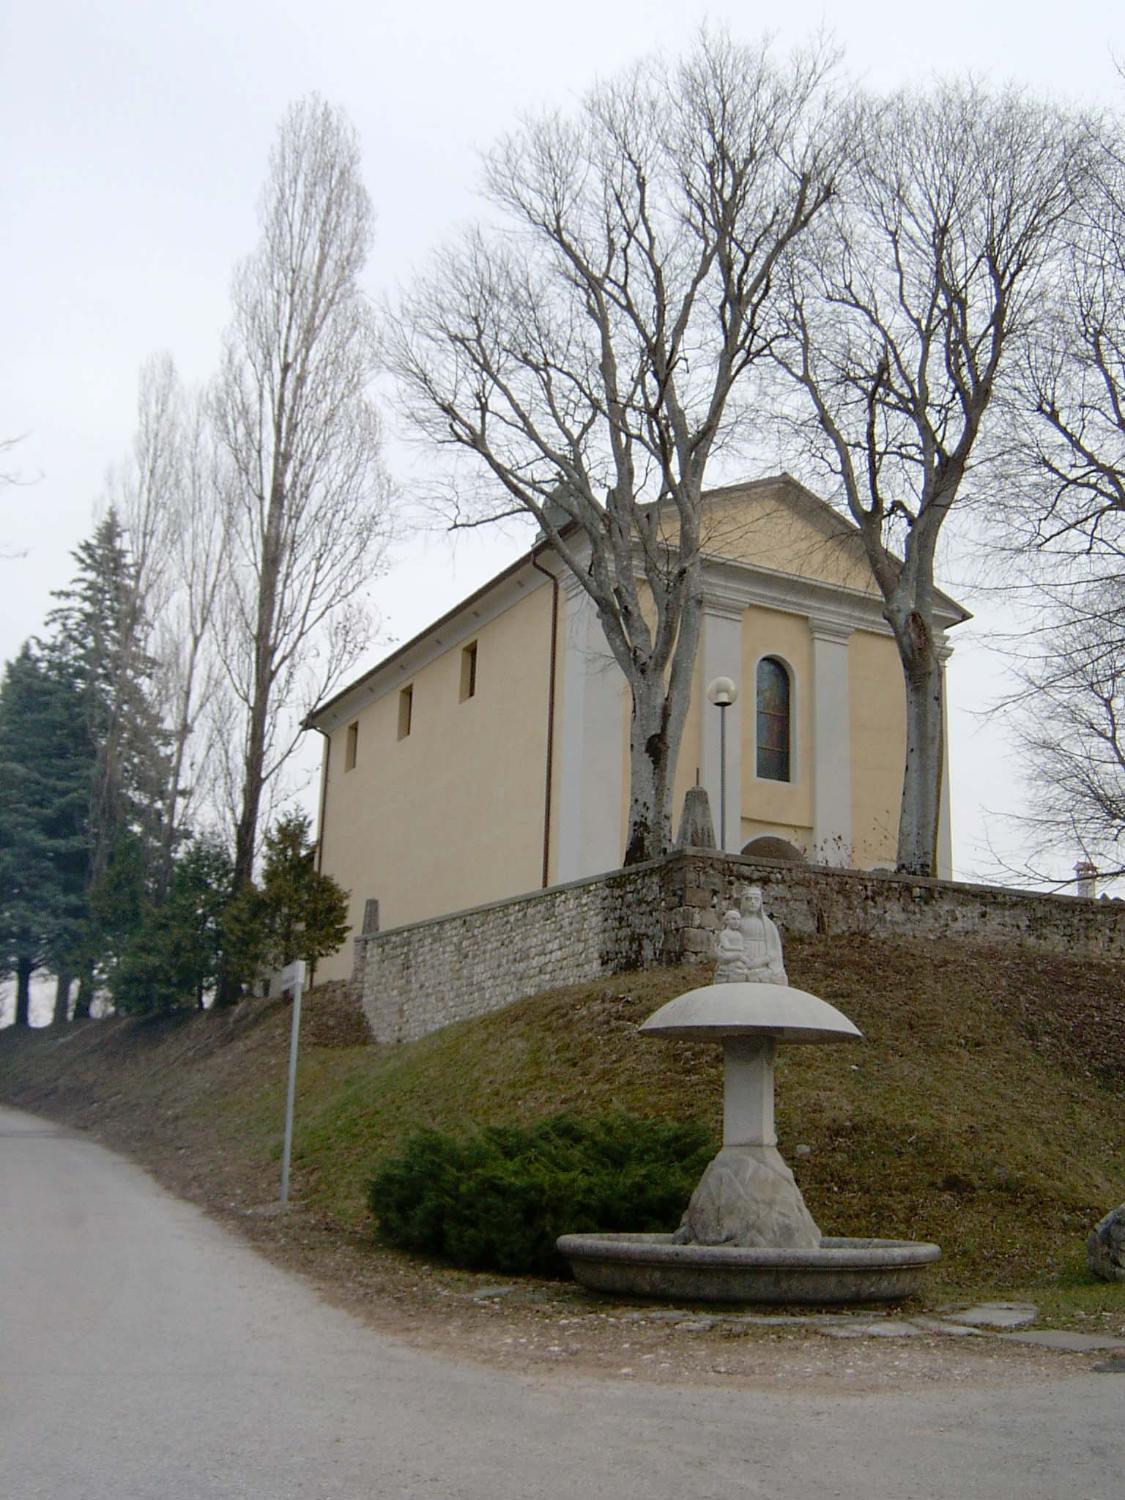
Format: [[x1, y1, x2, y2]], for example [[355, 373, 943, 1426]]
[[110, 356, 236, 871], [772, 82, 1088, 874], [388, 33, 842, 862], [215, 95, 391, 889], [1014, 580, 1125, 875], [1013, 117, 1125, 564]]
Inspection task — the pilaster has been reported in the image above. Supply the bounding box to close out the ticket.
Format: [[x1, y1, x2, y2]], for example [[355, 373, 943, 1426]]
[[809, 617, 853, 864], [700, 590, 745, 852], [555, 576, 626, 881], [937, 642, 954, 879]]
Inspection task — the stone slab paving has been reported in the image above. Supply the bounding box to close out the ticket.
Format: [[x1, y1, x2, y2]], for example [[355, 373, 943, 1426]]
[[943, 1303, 1039, 1330], [817, 1320, 924, 1339], [998, 1329, 1125, 1353], [909, 1316, 984, 1338], [607, 1301, 1125, 1351]]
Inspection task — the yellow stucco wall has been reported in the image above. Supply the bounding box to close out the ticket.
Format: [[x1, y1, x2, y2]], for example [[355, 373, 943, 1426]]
[[700, 483, 878, 593], [849, 630, 907, 868], [316, 581, 556, 981]]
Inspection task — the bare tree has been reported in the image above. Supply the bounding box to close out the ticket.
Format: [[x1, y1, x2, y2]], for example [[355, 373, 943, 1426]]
[[772, 82, 1086, 874], [215, 96, 391, 890], [1010, 115, 1124, 565], [108, 355, 180, 620], [989, 114, 1125, 882], [388, 34, 840, 862], [1010, 579, 1125, 877], [107, 358, 229, 882]]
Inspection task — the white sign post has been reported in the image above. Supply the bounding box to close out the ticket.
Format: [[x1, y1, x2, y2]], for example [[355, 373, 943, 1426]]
[[279, 958, 306, 1207]]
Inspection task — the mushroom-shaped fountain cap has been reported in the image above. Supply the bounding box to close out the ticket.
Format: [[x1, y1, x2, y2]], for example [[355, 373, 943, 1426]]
[[640, 983, 862, 1044]]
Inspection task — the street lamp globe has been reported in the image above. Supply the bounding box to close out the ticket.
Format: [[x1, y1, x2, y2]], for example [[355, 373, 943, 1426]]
[[706, 676, 738, 707]]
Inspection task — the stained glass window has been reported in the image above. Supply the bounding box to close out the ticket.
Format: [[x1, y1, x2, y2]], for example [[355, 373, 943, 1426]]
[[756, 657, 791, 782]]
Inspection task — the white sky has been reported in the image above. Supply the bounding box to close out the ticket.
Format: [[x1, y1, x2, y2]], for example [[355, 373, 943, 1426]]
[[1, 0, 1122, 890]]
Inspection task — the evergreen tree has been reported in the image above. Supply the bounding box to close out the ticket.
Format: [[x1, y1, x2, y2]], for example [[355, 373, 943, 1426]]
[[112, 837, 235, 1015], [0, 646, 91, 1025], [41, 511, 173, 1010], [224, 812, 348, 988]]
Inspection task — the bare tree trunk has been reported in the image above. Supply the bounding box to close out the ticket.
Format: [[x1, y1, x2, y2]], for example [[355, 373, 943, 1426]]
[[14, 956, 33, 1027], [73, 968, 93, 1021], [232, 488, 283, 890], [625, 687, 670, 864], [893, 618, 945, 876], [624, 598, 701, 863], [52, 972, 71, 1026]]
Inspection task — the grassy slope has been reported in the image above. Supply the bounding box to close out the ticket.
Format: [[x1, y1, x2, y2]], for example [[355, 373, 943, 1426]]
[[1, 935, 1122, 1323]]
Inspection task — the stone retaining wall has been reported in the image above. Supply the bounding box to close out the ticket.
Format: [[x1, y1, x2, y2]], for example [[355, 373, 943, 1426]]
[[352, 852, 1125, 1045], [353, 861, 668, 1045], [665, 854, 1125, 961]]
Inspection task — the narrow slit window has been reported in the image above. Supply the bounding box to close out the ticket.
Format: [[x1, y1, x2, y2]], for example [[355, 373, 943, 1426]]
[[460, 641, 478, 701], [344, 720, 358, 771], [397, 684, 413, 740], [756, 657, 791, 782]]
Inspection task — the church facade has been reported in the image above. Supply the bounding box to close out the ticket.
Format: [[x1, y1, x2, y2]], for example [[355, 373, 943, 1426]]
[[308, 476, 967, 983]]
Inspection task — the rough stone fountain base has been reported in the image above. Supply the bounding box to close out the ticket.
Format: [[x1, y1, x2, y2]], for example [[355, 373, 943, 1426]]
[[557, 1233, 941, 1305]]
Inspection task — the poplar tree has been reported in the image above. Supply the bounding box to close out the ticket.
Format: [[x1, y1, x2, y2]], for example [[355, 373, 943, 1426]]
[[216, 97, 390, 894]]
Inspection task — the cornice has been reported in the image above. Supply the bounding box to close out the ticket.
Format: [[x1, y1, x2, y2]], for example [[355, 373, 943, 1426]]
[[700, 555, 898, 636], [807, 617, 855, 644]]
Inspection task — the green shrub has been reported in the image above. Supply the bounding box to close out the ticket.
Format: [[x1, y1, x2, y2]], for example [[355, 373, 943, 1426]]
[[367, 1113, 714, 1276]]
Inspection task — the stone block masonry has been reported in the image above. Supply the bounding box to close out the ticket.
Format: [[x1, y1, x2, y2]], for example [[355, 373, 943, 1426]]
[[353, 862, 669, 1045], [352, 852, 1125, 1045]]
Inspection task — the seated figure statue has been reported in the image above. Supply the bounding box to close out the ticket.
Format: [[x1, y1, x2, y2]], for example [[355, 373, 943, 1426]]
[[737, 884, 788, 986]]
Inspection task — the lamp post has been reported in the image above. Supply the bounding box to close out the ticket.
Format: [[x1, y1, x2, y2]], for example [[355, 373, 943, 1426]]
[[706, 676, 738, 851]]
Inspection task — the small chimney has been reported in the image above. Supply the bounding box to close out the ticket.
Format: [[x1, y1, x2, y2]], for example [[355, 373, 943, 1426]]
[[1075, 860, 1097, 899]]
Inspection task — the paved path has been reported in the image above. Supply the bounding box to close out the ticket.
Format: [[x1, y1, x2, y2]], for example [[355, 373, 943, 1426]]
[[1, 1105, 1119, 1499]]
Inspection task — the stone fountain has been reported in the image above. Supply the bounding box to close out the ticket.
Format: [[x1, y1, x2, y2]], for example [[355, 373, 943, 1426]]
[[558, 885, 940, 1304]]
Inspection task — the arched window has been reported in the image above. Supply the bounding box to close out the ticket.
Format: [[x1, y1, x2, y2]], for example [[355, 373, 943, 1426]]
[[756, 657, 791, 782]]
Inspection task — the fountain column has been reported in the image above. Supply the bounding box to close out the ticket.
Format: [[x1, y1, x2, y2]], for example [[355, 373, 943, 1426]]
[[723, 1037, 777, 1147]]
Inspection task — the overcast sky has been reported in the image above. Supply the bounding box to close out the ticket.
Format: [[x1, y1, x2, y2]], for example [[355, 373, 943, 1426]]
[[2, 0, 1122, 888]]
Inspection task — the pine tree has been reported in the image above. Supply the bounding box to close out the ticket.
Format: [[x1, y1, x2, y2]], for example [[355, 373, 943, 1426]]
[[41, 511, 173, 1011], [0, 646, 91, 1025]]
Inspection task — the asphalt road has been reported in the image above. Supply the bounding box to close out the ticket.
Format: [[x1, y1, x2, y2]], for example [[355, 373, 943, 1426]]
[[0, 1103, 1119, 1499]]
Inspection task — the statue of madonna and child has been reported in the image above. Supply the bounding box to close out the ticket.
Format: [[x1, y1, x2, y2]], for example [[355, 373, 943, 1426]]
[[714, 884, 788, 986]]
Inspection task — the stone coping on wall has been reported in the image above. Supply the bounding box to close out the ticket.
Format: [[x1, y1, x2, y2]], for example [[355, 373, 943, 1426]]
[[351, 850, 1123, 1046], [351, 855, 671, 951], [675, 849, 1123, 908]]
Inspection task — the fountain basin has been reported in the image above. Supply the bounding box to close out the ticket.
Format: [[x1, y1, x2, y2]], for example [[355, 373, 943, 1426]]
[[557, 1233, 941, 1305]]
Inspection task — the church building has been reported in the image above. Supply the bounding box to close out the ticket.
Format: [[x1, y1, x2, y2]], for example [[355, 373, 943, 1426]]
[[308, 476, 968, 983]]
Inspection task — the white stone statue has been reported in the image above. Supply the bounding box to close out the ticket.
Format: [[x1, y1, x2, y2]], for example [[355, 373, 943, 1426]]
[[736, 884, 788, 985], [713, 911, 746, 984]]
